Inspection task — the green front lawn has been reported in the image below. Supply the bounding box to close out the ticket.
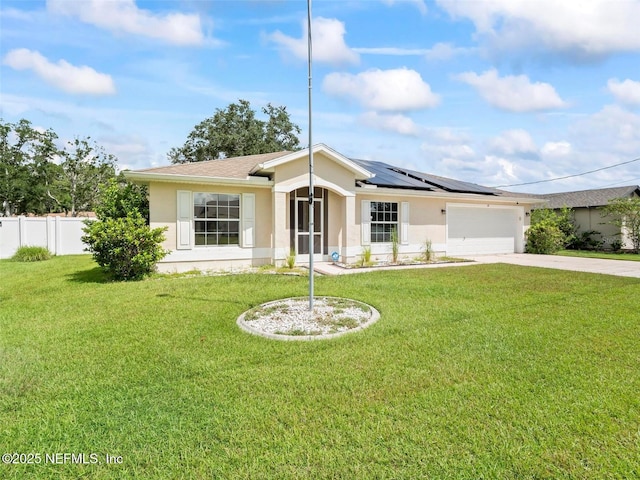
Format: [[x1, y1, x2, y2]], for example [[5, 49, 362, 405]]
[[558, 249, 640, 261], [1, 256, 639, 479]]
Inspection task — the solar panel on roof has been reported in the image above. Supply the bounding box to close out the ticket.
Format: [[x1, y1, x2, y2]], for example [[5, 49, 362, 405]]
[[353, 159, 434, 190], [402, 168, 497, 195], [352, 158, 497, 195]]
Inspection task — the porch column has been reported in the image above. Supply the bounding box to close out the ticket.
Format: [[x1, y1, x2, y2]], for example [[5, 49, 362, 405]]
[[272, 190, 288, 263], [342, 195, 356, 262]]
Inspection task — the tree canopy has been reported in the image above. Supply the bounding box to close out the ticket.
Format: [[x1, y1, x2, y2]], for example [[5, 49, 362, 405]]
[[601, 197, 640, 252], [1, 118, 117, 216], [168, 99, 301, 164]]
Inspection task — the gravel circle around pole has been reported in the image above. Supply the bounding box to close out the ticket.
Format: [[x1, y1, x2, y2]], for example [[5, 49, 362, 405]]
[[237, 296, 380, 341]]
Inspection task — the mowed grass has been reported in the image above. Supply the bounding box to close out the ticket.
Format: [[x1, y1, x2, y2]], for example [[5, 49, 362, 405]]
[[1, 256, 639, 479], [558, 249, 640, 262]]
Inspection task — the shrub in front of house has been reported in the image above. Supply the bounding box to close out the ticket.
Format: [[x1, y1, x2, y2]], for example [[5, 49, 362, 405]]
[[12, 245, 52, 262], [525, 220, 565, 254], [82, 214, 168, 281]]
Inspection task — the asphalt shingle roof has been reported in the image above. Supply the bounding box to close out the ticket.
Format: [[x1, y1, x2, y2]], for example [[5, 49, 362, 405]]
[[533, 185, 640, 208], [134, 151, 290, 179]]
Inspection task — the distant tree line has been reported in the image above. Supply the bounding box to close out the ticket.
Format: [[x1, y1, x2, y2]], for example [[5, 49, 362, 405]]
[[168, 99, 301, 164], [3, 100, 302, 215], [0, 118, 116, 216]]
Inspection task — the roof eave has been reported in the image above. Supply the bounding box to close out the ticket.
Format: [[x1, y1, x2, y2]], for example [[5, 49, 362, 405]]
[[356, 185, 545, 203], [123, 171, 274, 188]]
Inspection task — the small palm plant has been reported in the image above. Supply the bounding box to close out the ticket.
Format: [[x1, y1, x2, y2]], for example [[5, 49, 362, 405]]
[[285, 249, 296, 269], [422, 238, 433, 262], [391, 227, 399, 263], [360, 246, 372, 267]]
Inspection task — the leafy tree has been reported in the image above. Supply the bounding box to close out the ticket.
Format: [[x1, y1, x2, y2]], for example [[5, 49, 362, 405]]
[[601, 197, 640, 253], [0, 118, 59, 216], [1, 119, 117, 216], [95, 175, 149, 223], [54, 137, 116, 216], [168, 99, 301, 164]]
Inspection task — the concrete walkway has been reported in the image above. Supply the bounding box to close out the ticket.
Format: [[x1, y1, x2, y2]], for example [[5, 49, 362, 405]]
[[463, 254, 640, 278], [312, 254, 640, 278], [312, 260, 478, 276]]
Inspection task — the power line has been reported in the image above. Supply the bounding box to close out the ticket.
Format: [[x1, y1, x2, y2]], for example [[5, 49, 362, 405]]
[[598, 177, 640, 188], [493, 156, 640, 188]]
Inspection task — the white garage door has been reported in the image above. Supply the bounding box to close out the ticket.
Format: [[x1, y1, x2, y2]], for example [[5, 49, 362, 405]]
[[447, 205, 520, 256]]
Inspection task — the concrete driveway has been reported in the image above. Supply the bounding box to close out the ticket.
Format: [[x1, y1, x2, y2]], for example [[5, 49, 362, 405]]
[[464, 254, 640, 278]]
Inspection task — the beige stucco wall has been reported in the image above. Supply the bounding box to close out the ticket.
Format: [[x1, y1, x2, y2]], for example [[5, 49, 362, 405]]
[[352, 191, 530, 262], [273, 152, 358, 194], [149, 181, 273, 250], [572, 207, 627, 248], [146, 163, 534, 270]]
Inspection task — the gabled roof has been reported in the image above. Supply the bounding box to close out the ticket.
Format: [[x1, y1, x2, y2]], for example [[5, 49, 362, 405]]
[[129, 151, 289, 179], [251, 144, 373, 179], [123, 144, 536, 201], [533, 185, 640, 209]]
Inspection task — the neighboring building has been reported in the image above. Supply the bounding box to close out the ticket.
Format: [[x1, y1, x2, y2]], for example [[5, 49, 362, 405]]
[[533, 185, 640, 249], [124, 144, 540, 272]]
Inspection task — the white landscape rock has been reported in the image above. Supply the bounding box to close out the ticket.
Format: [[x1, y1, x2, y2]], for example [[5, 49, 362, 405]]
[[237, 297, 380, 340]]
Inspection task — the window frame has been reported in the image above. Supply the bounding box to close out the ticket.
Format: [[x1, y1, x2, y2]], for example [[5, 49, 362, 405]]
[[370, 201, 399, 243], [193, 193, 241, 247]]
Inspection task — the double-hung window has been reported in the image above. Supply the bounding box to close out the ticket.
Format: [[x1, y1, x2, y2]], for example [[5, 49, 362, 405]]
[[194, 193, 240, 246], [370, 201, 398, 243]]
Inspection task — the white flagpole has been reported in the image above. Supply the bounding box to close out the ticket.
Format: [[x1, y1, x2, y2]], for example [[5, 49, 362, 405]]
[[307, 0, 314, 311]]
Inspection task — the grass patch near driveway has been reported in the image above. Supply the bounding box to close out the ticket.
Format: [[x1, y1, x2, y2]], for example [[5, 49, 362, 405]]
[[558, 249, 640, 261], [1, 255, 639, 479]]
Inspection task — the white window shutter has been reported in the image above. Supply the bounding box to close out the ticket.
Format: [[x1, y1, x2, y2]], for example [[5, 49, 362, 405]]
[[242, 193, 255, 248], [176, 190, 192, 250], [361, 200, 371, 246], [400, 202, 409, 245]]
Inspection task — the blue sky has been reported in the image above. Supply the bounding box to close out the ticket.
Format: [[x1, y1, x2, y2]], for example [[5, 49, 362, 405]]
[[1, 0, 639, 194]]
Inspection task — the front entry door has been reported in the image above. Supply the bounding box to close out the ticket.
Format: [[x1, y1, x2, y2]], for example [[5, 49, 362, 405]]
[[296, 197, 323, 262]]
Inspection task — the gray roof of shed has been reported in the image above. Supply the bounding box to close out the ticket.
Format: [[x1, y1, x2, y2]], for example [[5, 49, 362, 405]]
[[532, 185, 640, 209]]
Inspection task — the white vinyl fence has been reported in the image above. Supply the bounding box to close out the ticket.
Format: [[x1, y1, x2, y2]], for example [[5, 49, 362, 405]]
[[0, 216, 92, 259]]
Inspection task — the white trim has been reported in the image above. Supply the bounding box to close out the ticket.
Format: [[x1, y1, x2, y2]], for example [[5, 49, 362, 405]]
[[274, 177, 355, 197], [124, 171, 273, 187], [176, 190, 193, 250], [162, 246, 272, 263], [361, 199, 371, 246], [241, 193, 255, 248], [356, 186, 542, 205], [400, 201, 409, 245]]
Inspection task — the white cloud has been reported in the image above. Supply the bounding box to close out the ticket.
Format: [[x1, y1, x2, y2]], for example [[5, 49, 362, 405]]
[[3, 48, 116, 95], [46, 0, 206, 46], [571, 104, 640, 156], [360, 112, 421, 136], [541, 141, 572, 157], [436, 0, 640, 59], [424, 42, 472, 61], [268, 17, 359, 66], [381, 0, 428, 15], [425, 143, 476, 159], [354, 47, 428, 56], [489, 129, 537, 156], [607, 78, 640, 107], [456, 69, 567, 112], [323, 68, 440, 112]]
